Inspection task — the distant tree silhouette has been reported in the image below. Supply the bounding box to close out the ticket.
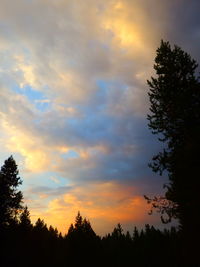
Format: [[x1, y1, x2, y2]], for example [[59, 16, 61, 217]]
[[74, 211, 83, 229], [33, 217, 49, 237], [67, 211, 97, 239], [67, 223, 74, 234], [147, 40, 200, 265], [0, 156, 23, 227], [111, 223, 124, 240], [65, 212, 100, 266], [133, 226, 139, 241], [49, 225, 58, 239], [0, 156, 181, 267], [19, 206, 32, 229]]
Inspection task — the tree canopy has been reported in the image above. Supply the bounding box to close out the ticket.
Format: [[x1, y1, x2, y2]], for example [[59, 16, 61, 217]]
[[147, 40, 200, 264], [0, 156, 23, 227]]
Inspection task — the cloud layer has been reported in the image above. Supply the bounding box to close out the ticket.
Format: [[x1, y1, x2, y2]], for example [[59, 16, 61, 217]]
[[0, 0, 199, 234]]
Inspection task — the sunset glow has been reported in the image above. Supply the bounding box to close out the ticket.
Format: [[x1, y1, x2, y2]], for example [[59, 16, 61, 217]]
[[0, 0, 199, 235]]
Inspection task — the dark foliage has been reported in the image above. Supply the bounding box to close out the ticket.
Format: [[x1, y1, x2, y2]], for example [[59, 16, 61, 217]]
[[0, 156, 184, 267], [1, 213, 180, 267], [0, 156, 23, 227], [146, 40, 200, 265]]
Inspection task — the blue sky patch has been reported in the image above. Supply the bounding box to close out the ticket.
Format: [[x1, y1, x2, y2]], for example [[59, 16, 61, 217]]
[[61, 150, 79, 159], [12, 85, 51, 112]]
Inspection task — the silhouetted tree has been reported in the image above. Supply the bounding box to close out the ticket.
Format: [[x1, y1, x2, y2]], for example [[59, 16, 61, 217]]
[[0, 156, 23, 227], [67, 211, 97, 239], [34, 217, 49, 236], [65, 212, 100, 266], [74, 211, 83, 229], [133, 226, 139, 241], [67, 223, 74, 235], [19, 206, 32, 229], [147, 40, 200, 264], [112, 223, 124, 239], [0, 156, 180, 267], [49, 225, 58, 239]]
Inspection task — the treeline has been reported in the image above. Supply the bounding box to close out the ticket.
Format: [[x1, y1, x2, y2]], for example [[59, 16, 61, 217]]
[[1, 211, 179, 267], [0, 156, 179, 266]]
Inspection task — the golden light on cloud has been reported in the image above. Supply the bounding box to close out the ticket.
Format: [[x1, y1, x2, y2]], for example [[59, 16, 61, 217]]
[[23, 151, 49, 172], [104, 18, 142, 49], [29, 181, 154, 235], [102, 1, 144, 51], [3, 123, 50, 172], [20, 64, 36, 87]]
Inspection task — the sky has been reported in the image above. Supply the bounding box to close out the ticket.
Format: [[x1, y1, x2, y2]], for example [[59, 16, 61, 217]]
[[0, 0, 200, 235]]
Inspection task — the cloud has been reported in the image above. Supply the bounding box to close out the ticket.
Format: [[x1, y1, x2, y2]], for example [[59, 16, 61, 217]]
[[27, 181, 160, 235], [0, 0, 199, 232]]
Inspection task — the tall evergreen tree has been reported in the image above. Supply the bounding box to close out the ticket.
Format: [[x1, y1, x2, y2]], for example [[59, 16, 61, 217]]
[[147, 40, 200, 264], [0, 156, 23, 227]]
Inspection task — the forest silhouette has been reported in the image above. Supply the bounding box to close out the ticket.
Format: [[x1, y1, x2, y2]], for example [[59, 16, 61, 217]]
[[1, 41, 200, 267]]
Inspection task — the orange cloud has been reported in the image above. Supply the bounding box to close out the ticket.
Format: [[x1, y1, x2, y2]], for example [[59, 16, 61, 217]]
[[29, 181, 158, 235]]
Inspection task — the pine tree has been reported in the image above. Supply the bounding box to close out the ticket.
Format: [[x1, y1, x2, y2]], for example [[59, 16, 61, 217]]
[[147, 40, 200, 264], [74, 211, 83, 230], [133, 226, 139, 241], [0, 156, 23, 227], [19, 206, 32, 230], [49, 225, 58, 239], [67, 223, 74, 235], [112, 223, 124, 239], [68, 212, 96, 238], [147, 40, 200, 222], [34, 218, 48, 232]]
